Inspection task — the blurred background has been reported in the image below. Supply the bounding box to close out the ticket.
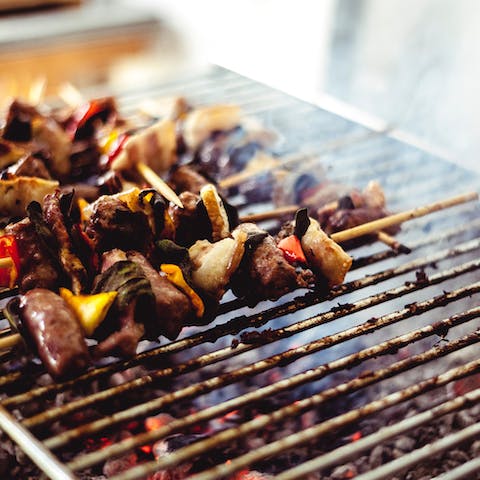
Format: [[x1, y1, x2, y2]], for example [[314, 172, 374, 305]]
[[1, 0, 479, 171]]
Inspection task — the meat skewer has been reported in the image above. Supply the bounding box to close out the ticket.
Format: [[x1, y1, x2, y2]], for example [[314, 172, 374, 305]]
[[239, 192, 479, 243], [0, 190, 477, 372]]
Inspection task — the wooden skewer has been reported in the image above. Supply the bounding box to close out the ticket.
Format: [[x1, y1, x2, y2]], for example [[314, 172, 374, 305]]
[[376, 231, 411, 254], [58, 83, 184, 209], [240, 202, 410, 251], [240, 192, 478, 239], [240, 205, 298, 223], [331, 192, 479, 243], [0, 333, 22, 351], [135, 162, 184, 208]]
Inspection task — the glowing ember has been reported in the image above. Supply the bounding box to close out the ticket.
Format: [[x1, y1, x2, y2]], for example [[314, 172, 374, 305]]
[[145, 413, 174, 432], [350, 431, 362, 442], [140, 444, 152, 455]]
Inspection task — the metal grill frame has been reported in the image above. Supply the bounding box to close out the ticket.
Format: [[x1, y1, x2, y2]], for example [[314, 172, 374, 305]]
[[0, 66, 479, 480]]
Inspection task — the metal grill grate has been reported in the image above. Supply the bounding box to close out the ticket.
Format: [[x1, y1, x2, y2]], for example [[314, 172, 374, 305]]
[[0, 66, 480, 480]]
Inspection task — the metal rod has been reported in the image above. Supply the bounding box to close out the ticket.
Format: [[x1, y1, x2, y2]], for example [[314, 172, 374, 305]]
[[431, 457, 480, 480], [63, 305, 480, 469], [354, 422, 480, 480], [4, 233, 479, 406], [20, 259, 480, 429], [0, 405, 77, 480], [276, 387, 480, 480], [113, 344, 480, 480]]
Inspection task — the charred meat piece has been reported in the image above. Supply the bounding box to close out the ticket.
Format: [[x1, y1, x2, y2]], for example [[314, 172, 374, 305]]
[[230, 223, 313, 303], [168, 165, 211, 195], [317, 181, 399, 244], [169, 191, 211, 247], [67, 97, 118, 141], [169, 189, 239, 247], [5, 218, 60, 292], [93, 301, 145, 359], [2, 99, 38, 142], [127, 251, 195, 340], [3, 155, 52, 179], [17, 289, 90, 379], [86, 195, 153, 255], [43, 191, 88, 294], [3, 99, 71, 179], [0, 139, 28, 170], [93, 256, 153, 357]]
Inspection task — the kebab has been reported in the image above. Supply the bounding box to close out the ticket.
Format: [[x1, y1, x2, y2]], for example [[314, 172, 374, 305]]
[[0, 179, 353, 378], [0, 93, 476, 378], [0, 187, 477, 382]]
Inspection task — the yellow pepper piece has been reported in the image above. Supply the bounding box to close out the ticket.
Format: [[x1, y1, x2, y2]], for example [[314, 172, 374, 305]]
[[77, 197, 91, 223], [99, 129, 120, 154], [115, 187, 142, 212], [60, 288, 117, 336], [160, 264, 204, 317]]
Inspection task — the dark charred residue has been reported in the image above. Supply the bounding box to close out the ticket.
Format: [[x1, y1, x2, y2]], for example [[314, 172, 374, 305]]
[[231, 338, 239, 349], [432, 321, 450, 338], [358, 370, 375, 379], [404, 303, 419, 314], [415, 268, 429, 285], [331, 302, 354, 313], [240, 328, 280, 344]]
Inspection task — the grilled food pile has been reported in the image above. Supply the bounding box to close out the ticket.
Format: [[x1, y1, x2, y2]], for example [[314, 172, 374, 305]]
[[0, 94, 394, 381]]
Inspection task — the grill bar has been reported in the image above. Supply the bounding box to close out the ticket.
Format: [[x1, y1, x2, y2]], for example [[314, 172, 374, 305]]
[[354, 421, 480, 480], [114, 340, 480, 480], [0, 405, 76, 480], [0, 68, 479, 480], [433, 457, 480, 480], [4, 233, 478, 407], [276, 387, 480, 479], [19, 255, 480, 429], [64, 304, 480, 470]]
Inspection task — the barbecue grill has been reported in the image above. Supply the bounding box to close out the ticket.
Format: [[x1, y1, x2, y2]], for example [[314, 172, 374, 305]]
[[1, 66, 480, 480]]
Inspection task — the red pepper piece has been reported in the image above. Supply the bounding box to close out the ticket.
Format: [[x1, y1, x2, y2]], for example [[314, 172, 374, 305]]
[[277, 235, 307, 264], [107, 133, 129, 165], [0, 235, 20, 287]]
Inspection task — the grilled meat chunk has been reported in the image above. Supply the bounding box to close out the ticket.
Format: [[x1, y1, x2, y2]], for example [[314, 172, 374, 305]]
[[43, 191, 88, 294], [86, 196, 153, 255], [0, 176, 58, 218], [127, 251, 195, 340], [93, 301, 145, 359], [169, 191, 211, 247], [3, 155, 52, 179], [231, 223, 313, 302], [168, 165, 210, 195], [5, 218, 60, 292], [316, 181, 398, 242], [19, 289, 90, 379], [93, 255, 152, 357], [3, 99, 71, 179]]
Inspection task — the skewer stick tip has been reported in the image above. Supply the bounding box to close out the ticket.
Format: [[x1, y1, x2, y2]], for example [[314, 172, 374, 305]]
[[135, 162, 184, 208]]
